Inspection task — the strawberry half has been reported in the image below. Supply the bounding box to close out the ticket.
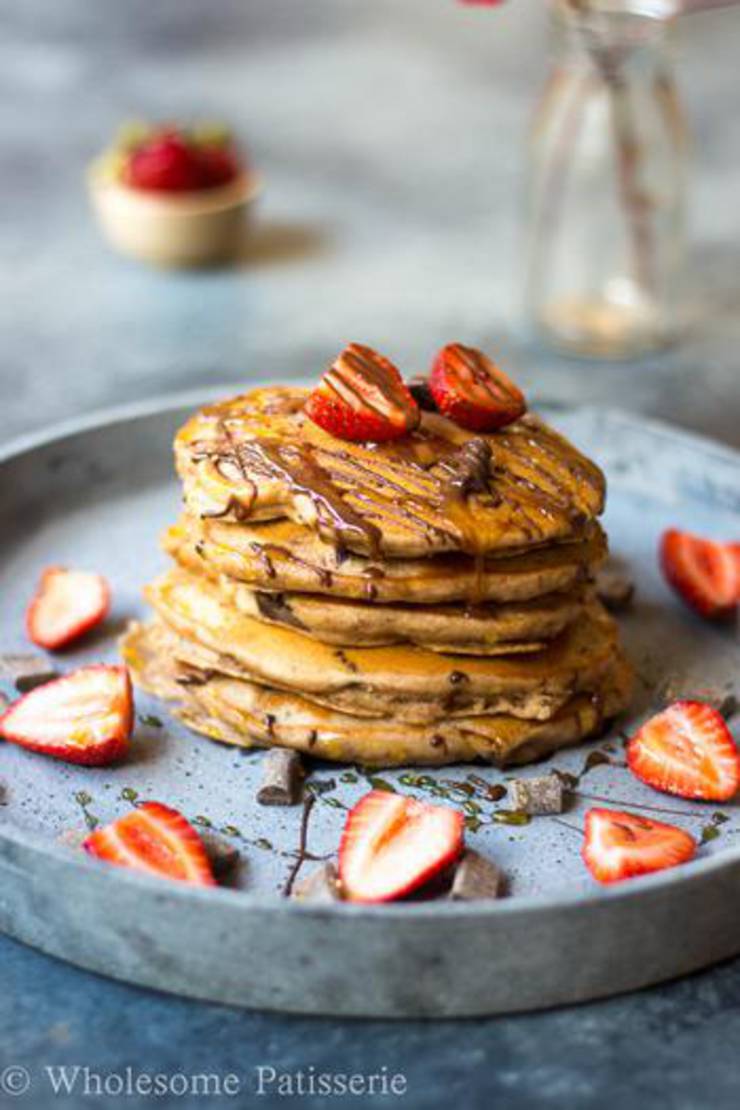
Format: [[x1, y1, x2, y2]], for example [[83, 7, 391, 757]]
[[627, 700, 740, 802], [430, 343, 526, 432], [583, 807, 696, 885], [26, 566, 110, 651], [338, 790, 464, 903], [0, 664, 132, 766], [305, 343, 420, 443], [84, 802, 216, 886], [660, 528, 740, 620]]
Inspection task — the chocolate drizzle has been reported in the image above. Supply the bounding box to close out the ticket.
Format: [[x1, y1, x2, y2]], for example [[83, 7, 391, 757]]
[[239, 439, 382, 559], [249, 542, 277, 580], [183, 385, 604, 570], [435, 439, 495, 603], [255, 592, 307, 631], [323, 343, 420, 431], [439, 438, 493, 500]]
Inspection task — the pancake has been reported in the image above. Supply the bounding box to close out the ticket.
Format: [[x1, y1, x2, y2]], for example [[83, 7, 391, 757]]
[[144, 569, 621, 723], [164, 516, 607, 605], [175, 386, 605, 559], [122, 619, 633, 767], [175, 566, 586, 654]]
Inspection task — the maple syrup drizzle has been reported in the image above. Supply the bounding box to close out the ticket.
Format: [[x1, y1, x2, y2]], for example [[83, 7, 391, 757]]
[[187, 390, 603, 587]]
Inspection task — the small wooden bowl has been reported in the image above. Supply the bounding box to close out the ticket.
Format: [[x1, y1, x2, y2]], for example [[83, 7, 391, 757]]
[[87, 166, 261, 268]]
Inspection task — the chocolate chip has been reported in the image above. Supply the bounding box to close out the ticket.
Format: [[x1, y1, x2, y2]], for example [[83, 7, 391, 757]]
[[292, 863, 342, 903], [450, 850, 503, 901], [0, 653, 58, 693], [407, 376, 436, 412], [448, 670, 469, 686], [444, 439, 492, 498], [509, 773, 564, 815], [719, 694, 738, 722], [335, 650, 358, 673], [198, 831, 240, 879], [255, 591, 306, 631], [595, 561, 635, 611], [257, 748, 304, 806]]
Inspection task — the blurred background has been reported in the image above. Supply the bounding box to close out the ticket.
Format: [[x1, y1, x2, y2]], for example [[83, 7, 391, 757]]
[[1, 0, 738, 444]]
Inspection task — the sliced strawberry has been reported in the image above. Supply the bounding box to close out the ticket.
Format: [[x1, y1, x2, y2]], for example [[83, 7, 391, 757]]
[[0, 664, 132, 766], [305, 343, 420, 443], [26, 566, 110, 651], [430, 344, 526, 432], [627, 700, 740, 802], [582, 807, 696, 884], [338, 790, 464, 903], [84, 802, 215, 886], [660, 528, 740, 620]]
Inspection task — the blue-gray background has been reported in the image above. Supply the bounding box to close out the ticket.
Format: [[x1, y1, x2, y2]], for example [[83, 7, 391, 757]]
[[1, 2, 739, 1107]]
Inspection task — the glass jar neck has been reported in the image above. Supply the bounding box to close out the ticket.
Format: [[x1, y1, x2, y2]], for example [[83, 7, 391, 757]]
[[551, 1, 673, 72]]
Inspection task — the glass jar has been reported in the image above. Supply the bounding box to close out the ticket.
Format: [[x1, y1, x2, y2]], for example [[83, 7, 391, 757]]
[[524, 0, 689, 359]]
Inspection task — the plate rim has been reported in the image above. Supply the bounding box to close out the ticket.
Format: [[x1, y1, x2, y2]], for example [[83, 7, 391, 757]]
[[1, 389, 738, 922], [2, 386, 739, 471]]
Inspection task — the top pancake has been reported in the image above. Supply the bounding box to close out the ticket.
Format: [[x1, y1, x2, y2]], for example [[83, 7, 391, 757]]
[[175, 386, 605, 559]]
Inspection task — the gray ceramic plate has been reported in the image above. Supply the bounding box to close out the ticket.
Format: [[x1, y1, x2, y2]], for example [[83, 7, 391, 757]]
[[0, 392, 738, 1018]]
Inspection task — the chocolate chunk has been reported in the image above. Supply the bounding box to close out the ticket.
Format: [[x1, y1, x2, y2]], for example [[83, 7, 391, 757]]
[[407, 376, 436, 412], [509, 773, 564, 815], [257, 748, 303, 806], [0, 653, 58, 693], [719, 694, 738, 722], [255, 591, 306, 631], [450, 850, 502, 901], [445, 438, 492, 498], [595, 562, 635, 611], [198, 831, 240, 879], [292, 863, 342, 903]]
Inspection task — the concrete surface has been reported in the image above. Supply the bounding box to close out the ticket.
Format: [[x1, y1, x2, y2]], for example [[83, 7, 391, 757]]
[[1, 1, 739, 1107]]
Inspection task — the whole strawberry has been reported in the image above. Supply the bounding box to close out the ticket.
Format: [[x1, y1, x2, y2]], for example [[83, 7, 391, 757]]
[[123, 126, 241, 193]]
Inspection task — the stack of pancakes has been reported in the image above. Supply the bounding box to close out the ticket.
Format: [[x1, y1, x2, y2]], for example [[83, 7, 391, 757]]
[[122, 386, 632, 766]]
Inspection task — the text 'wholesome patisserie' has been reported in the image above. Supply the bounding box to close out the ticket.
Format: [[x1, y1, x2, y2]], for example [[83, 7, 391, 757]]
[[122, 342, 632, 766]]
